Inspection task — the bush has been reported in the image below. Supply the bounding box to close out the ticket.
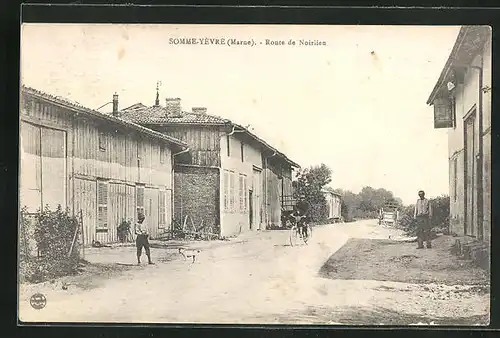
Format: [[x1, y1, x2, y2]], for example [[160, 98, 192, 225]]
[[19, 205, 81, 283], [397, 195, 450, 236]]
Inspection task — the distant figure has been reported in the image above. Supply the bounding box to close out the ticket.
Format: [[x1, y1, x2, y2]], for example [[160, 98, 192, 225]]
[[294, 195, 310, 237], [135, 212, 154, 265], [414, 190, 433, 249]]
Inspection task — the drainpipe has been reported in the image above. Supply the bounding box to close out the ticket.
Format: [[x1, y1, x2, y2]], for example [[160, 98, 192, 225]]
[[264, 150, 277, 228], [470, 60, 484, 240]]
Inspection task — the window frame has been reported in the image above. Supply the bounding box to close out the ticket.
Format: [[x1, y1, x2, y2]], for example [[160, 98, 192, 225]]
[[223, 170, 230, 211], [97, 180, 109, 230], [158, 189, 167, 229], [160, 144, 165, 164], [98, 130, 107, 152]]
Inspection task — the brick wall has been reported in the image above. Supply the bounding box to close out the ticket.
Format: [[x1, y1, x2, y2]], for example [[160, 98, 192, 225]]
[[173, 166, 220, 233]]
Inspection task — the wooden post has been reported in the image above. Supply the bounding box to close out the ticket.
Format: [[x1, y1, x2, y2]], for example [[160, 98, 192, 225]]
[[68, 218, 79, 258], [80, 210, 85, 259]]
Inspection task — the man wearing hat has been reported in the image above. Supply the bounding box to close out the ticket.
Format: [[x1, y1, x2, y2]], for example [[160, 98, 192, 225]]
[[414, 190, 433, 249], [135, 212, 154, 265]]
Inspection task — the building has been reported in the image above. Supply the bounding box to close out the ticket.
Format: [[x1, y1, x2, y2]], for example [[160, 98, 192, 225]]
[[322, 190, 342, 221], [426, 26, 491, 247], [19, 86, 188, 244], [119, 97, 300, 237]]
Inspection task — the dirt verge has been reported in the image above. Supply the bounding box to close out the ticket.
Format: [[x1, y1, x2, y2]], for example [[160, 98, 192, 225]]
[[318, 235, 489, 286]]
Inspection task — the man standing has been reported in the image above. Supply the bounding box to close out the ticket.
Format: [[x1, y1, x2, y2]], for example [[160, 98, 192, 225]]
[[135, 212, 154, 265], [414, 190, 433, 249]]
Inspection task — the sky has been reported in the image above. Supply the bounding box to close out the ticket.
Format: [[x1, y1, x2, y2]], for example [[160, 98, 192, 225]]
[[20, 24, 460, 205]]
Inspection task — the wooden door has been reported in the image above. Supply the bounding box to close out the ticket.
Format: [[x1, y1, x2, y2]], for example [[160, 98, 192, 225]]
[[464, 112, 476, 236], [252, 169, 261, 229]]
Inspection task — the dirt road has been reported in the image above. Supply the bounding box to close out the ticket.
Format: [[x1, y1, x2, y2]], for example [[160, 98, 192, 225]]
[[19, 220, 489, 325]]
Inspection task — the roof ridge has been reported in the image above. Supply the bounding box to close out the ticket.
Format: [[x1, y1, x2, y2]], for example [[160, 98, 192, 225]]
[[21, 85, 188, 148]]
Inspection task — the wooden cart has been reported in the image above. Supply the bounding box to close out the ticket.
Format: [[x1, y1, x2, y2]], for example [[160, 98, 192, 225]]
[[379, 201, 400, 226]]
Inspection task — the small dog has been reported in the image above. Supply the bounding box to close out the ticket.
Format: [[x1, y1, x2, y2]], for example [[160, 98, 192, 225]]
[[92, 240, 111, 248], [178, 248, 201, 263]]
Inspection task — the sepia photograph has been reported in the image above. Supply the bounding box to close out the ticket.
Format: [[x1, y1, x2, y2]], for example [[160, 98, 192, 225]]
[[18, 23, 491, 325]]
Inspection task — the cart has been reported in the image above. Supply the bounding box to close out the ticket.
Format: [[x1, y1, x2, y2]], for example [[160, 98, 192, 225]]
[[379, 201, 400, 226]]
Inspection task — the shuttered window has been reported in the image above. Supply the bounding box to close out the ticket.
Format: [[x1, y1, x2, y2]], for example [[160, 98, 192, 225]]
[[136, 185, 145, 217], [239, 175, 244, 212], [240, 142, 244, 162], [223, 171, 230, 211], [159, 190, 166, 228], [97, 180, 108, 229], [229, 171, 236, 212], [243, 175, 248, 212], [98, 130, 107, 151], [160, 145, 165, 164], [226, 135, 230, 157]]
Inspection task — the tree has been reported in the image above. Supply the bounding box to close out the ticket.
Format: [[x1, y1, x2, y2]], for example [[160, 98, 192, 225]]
[[293, 163, 332, 224]]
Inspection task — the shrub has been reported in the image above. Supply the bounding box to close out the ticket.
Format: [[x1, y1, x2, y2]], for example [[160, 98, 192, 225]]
[[19, 205, 81, 283], [397, 195, 450, 236]]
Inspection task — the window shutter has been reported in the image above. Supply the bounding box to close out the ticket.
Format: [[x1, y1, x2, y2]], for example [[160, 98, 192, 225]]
[[97, 181, 108, 228], [158, 190, 166, 228]]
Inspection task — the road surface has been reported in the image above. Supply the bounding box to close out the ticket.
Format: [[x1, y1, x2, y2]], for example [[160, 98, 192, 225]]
[[19, 220, 489, 325]]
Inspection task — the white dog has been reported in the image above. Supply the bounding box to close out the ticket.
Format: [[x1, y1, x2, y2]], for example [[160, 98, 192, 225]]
[[178, 248, 201, 263]]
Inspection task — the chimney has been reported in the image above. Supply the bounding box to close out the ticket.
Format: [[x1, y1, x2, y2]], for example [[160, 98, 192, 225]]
[[192, 107, 207, 114], [166, 98, 181, 116], [112, 93, 119, 116]]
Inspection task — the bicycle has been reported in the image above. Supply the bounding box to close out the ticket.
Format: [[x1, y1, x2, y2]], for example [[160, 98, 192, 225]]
[[288, 214, 312, 246]]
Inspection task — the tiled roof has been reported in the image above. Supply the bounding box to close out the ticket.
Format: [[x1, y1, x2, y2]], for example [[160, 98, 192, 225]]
[[120, 103, 300, 168], [120, 105, 230, 125], [21, 86, 188, 149], [426, 26, 491, 104]]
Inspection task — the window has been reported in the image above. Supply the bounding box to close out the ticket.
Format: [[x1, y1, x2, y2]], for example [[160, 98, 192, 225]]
[[243, 176, 248, 212], [137, 140, 142, 159], [239, 174, 247, 212], [160, 145, 165, 164], [97, 180, 108, 229], [223, 171, 230, 211], [239, 175, 244, 212], [159, 190, 167, 228], [231, 172, 237, 212], [98, 131, 107, 151], [240, 142, 244, 162], [226, 135, 230, 157], [136, 185, 145, 218]]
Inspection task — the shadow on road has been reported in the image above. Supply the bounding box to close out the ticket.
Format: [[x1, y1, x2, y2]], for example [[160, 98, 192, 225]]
[[273, 305, 489, 326]]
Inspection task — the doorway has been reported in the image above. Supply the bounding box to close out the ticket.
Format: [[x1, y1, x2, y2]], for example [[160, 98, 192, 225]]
[[464, 109, 477, 237]]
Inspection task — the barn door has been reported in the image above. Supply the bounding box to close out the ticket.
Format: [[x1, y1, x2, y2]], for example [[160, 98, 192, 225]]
[[19, 122, 67, 212], [20, 122, 42, 212], [40, 127, 67, 211]]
